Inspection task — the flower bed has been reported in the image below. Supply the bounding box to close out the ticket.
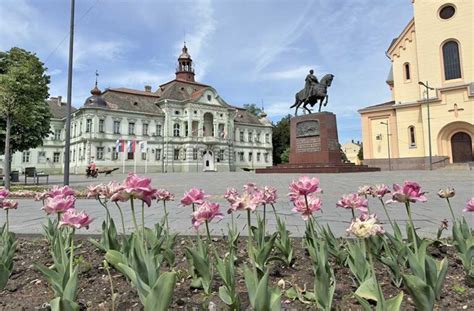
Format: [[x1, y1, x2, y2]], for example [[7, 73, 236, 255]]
[[0, 175, 473, 310]]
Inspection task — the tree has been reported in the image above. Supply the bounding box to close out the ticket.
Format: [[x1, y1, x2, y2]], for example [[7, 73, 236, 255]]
[[243, 103, 263, 118], [272, 115, 291, 164], [357, 143, 364, 161], [0, 47, 50, 188]]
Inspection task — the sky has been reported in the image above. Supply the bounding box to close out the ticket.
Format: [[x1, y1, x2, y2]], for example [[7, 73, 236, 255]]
[[0, 0, 413, 143]]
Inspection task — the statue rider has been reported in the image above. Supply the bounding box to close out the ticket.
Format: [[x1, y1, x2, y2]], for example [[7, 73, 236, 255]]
[[303, 69, 319, 101]]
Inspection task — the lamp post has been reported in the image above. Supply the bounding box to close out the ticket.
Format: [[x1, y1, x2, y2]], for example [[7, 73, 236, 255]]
[[380, 121, 391, 171], [418, 81, 435, 170]]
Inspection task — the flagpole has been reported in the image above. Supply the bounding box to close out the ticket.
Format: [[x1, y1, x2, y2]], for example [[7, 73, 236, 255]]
[[122, 139, 126, 174], [145, 148, 148, 174], [133, 140, 137, 173]]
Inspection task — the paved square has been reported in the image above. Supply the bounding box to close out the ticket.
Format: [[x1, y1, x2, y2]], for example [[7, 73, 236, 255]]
[[7, 170, 474, 237]]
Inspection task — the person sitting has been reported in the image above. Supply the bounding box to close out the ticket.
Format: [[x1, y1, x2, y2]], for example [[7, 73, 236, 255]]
[[86, 160, 98, 178]]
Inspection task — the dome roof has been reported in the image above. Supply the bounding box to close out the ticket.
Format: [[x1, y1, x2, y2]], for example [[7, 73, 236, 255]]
[[178, 43, 191, 59], [84, 85, 107, 108]]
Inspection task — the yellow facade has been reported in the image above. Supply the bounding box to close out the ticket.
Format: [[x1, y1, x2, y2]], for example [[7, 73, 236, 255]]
[[359, 0, 474, 169]]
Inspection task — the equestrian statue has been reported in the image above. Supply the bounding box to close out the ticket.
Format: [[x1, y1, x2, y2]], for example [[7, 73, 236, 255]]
[[290, 70, 334, 116]]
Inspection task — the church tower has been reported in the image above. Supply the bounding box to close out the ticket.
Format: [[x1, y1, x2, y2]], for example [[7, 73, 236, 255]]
[[175, 42, 195, 82]]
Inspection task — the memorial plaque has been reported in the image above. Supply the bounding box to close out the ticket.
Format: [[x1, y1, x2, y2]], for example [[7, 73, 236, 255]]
[[296, 120, 320, 138], [328, 138, 340, 151], [296, 136, 321, 153]]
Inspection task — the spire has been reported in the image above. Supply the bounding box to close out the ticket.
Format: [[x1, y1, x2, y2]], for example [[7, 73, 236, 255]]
[[176, 42, 195, 82], [90, 69, 101, 95]]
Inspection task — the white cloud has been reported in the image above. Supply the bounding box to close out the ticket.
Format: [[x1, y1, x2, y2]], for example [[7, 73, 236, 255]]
[[105, 69, 173, 89], [262, 65, 319, 80], [48, 68, 62, 76]]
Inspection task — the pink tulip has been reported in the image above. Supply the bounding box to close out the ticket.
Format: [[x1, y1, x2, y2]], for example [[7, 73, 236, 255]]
[[34, 191, 49, 201], [346, 214, 385, 238], [180, 188, 209, 206], [104, 181, 125, 199], [1, 199, 18, 210], [292, 193, 322, 221], [224, 188, 239, 205], [228, 191, 261, 213], [156, 189, 175, 202], [261, 186, 277, 204], [336, 193, 369, 213], [388, 181, 427, 204], [59, 208, 93, 229], [357, 185, 372, 196], [464, 198, 474, 212], [111, 173, 157, 207], [370, 184, 390, 198], [47, 185, 76, 199], [288, 176, 321, 201], [0, 187, 10, 200], [87, 183, 106, 198], [191, 201, 224, 229], [42, 195, 76, 214]]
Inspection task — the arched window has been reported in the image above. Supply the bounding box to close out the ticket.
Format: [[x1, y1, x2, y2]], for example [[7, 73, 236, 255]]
[[442, 41, 461, 80], [404, 62, 411, 80], [408, 126, 416, 147], [173, 123, 180, 137]]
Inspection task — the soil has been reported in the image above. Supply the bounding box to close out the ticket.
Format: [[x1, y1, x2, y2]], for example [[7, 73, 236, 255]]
[[0, 236, 472, 311]]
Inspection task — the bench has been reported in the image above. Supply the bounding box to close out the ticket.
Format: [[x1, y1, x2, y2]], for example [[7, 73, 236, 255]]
[[24, 167, 49, 185]]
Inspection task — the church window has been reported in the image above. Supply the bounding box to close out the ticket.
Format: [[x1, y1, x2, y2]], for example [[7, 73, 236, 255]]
[[173, 123, 180, 137], [408, 126, 416, 147], [404, 63, 411, 81], [207, 95, 212, 101], [439, 5, 455, 20], [442, 41, 462, 80]]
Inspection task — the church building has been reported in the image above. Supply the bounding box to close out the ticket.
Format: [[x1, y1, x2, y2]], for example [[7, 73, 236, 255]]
[[9, 44, 273, 174], [359, 0, 473, 170]]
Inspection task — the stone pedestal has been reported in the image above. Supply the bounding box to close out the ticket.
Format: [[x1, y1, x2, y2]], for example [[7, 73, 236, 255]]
[[256, 112, 380, 174], [289, 112, 340, 164]]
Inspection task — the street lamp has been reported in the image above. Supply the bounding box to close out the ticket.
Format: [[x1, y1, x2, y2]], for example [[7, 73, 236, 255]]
[[418, 81, 435, 170], [380, 121, 391, 171]]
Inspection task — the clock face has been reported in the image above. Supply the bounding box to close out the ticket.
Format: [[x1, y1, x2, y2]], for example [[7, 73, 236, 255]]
[[439, 5, 455, 20]]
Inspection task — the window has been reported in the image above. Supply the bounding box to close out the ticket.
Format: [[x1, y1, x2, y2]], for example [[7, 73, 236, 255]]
[[113, 121, 121, 134], [249, 152, 253, 161], [79, 121, 82, 134], [53, 152, 60, 163], [256, 132, 261, 143], [264, 153, 269, 162], [240, 131, 244, 142], [96, 147, 104, 160], [173, 123, 180, 137], [38, 151, 46, 163], [185, 123, 189, 137], [155, 149, 161, 160], [265, 133, 270, 143], [257, 152, 261, 162], [248, 131, 253, 142], [73, 150, 76, 161], [408, 126, 416, 147], [156, 124, 162, 136], [22, 151, 30, 163], [86, 119, 92, 133], [141, 152, 147, 160], [112, 151, 119, 160], [128, 122, 135, 135], [143, 123, 149, 136], [127, 152, 134, 160], [73, 123, 76, 137], [239, 152, 244, 161], [404, 63, 411, 80], [99, 119, 105, 133], [174, 149, 180, 160], [191, 148, 197, 160], [218, 149, 225, 161], [54, 129, 61, 141], [439, 4, 455, 19], [442, 41, 461, 80], [79, 148, 82, 160], [174, 110, 180, 115]]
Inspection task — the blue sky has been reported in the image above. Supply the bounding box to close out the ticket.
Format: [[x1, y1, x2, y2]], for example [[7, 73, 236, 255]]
[[0, 0, 412, 143]]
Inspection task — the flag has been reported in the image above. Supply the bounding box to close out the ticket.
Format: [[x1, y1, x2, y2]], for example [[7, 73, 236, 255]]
[[115, 139, 125, 152], [139, 141, 147, 152], [127, 140, 136, 153]]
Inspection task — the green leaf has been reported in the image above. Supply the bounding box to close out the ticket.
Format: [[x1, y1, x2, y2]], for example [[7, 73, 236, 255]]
[[254, 271, 270, 310], [354, 295, 372, 311], [219, 286, 234, 305], [186, 246, 212, 294], [0, 263, 10, 290], [402, 274, 435, 311], [62, 266, 78, 301], [385, 291, 403, 311], [269, 287, 282, 311], [49, 297, 79, 311], [433, 258, 448, 300], [144, 272, 177, 311], [244, 265, 257, 306], [355, 278, 379, 302]]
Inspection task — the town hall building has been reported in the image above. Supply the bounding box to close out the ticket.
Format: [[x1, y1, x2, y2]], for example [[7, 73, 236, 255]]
[[359, 0, 473, 170], [9, 44, 274, 174]]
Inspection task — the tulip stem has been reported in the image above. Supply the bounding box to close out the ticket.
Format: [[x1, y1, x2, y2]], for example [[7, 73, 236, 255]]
[[141, 201, 145, 231], [205, 220, 211, 243], [247, 209, 254, 268], [271, 203, 277, 220], [69, 229, 75, 277], [115, 202, 126, 237], [5, 209, 9, 233], [192, 203, 196, 213], [262, 203, 266, 246], [351, 208, 355, 220], [379, 198, 395, 232], [163, 201, 169, 232], [130, 199, 139, 233], [405, 202, 418, 256], [446, 198, 456, 222]]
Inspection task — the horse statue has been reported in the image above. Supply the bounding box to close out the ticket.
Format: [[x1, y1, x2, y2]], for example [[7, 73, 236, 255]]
[[290, 73, 334, 116]]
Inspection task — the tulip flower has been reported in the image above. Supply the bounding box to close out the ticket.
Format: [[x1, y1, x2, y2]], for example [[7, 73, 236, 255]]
[[180, 188, 209, 210], [228, 191, 261, 213], [0, 187, 10, 200], [438, 187, 456, 221], [156, 189, 174, 231], [42, 195, 76, 215], [337, 193, 369, 218], [370, 184, 390, 198], [292, 194, 322, 221], [387, 181, 427, 204], [224, 187, 239, 205], [86, 183, 106, 199], [47, 185, 77, 199], [288, 176, 321, 201], [261, 186, 277, 205], [111, 173, 157, 207], [192, 201, 224, 230], [59, 208, 93, 229], [357, 185, 372, 197], [1, 199, 18, 210], [464, 198, 474, 212], [346, 214, 385, 239]]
